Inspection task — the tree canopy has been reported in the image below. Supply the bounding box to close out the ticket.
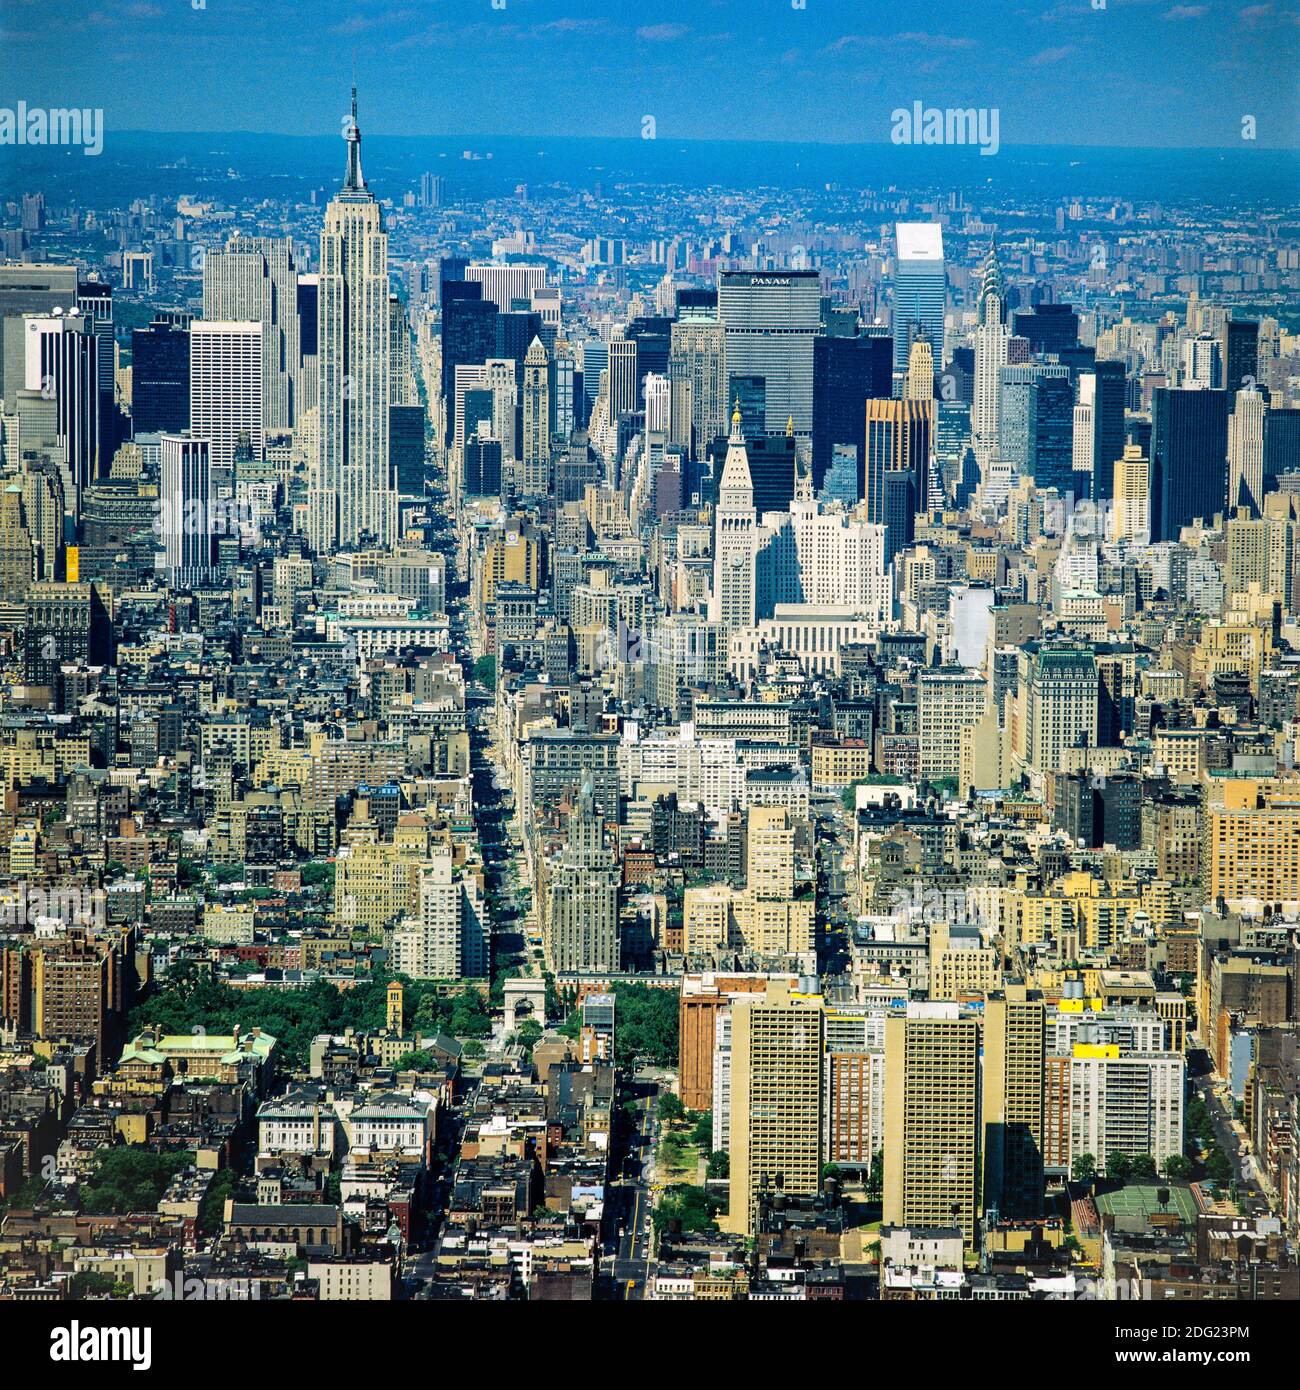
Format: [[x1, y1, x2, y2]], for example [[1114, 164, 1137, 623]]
[[652, 1184, 724, 1235], [608, 982, 678, 1067], [128, 968, 490, 1068], [82, 1148, 193, 1215]]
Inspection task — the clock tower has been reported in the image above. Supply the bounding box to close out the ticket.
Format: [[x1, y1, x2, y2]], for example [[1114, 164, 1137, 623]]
[[712, 401, 758, 634]]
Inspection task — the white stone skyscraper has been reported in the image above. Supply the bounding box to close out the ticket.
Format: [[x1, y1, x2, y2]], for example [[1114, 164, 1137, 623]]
[[971, 240, 1010, 472], [1072, 373, 1096, 497], [643, 371, 671, 434], [203, 235, 302, 431], [669, 318, 726, 456], [545, 775, 619, 975], [755, 466, 891, 619], [1227, 387, 1266, 515], [22, 309, 99, 518], [189, 320, 263, 480], [388, 293, 415, 407], [158, 433, 214, 585], [393, 851, 462, 980], [608, 337, 639, 420], [711, 402, 758, 634], [521, 335, 550, 496], [312, 88, 396, 551]]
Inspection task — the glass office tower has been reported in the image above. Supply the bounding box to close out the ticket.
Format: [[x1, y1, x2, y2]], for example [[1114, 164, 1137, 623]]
[[892, 223, 946, 375], [718, 269, 822, 438]]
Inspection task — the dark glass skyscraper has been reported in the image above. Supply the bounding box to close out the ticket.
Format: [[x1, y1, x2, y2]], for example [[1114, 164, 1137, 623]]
[[438, 256, 468, 298], [1031, 367, 1074, 494], [496, 308, 542, 442], [1150, 387, 1229, 541], [1090, 359, 1127, 501], [811, 330, 893, 490], [78, 280, 121, 463], [1224, 318, 1259, 405], [999, 364, 1071, 491], [729, 375, 766, 442], [882, 468, 918, 566], [1264, 408, 1300, 491], [627, 315, 672, 398], [464, 434, 502, 498], [1055, 344, 1096, 383], [745, 431, 798, 517], [463, 387, 495, 442], [945, 345, 975, 406], [440, 281, 497, 444], [496, 310, 542, 374], [131, 317, 191, 435], [676, 287, 717, 318], [1268, 405, 1300, 494], [296, 277, 317, 416], [389, 402, 425, 494], [1012, 303, 1079, 357]]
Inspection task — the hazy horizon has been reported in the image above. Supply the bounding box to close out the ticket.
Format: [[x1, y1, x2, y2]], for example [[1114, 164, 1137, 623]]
[[4, 0, 1297, 151], [33, 128, 1300, 155]]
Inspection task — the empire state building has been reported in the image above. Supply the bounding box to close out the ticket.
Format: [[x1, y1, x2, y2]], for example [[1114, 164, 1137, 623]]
[[312, 88, 396, 550]]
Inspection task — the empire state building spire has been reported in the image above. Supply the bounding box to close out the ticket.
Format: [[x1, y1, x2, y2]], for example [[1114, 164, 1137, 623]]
[[310, 83, 395, 553], [343, 85, 366, 192]]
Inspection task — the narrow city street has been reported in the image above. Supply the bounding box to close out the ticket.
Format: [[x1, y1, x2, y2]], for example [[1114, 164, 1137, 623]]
[[609, 1080, 661, 1301]]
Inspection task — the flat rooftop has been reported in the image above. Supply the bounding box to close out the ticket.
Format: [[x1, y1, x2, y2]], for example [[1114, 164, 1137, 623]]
[[1094, 1183, 1197, 1225]]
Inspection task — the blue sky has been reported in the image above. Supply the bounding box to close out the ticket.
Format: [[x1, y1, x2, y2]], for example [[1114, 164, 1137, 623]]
[[3, 0, 1298, 148]]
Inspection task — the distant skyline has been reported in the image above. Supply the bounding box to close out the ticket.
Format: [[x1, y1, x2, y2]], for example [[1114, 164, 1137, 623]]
[[2, 0, 1298, 150]]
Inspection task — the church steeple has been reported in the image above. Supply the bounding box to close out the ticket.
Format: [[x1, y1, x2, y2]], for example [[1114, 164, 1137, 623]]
[[343, 85, 366, 193]]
